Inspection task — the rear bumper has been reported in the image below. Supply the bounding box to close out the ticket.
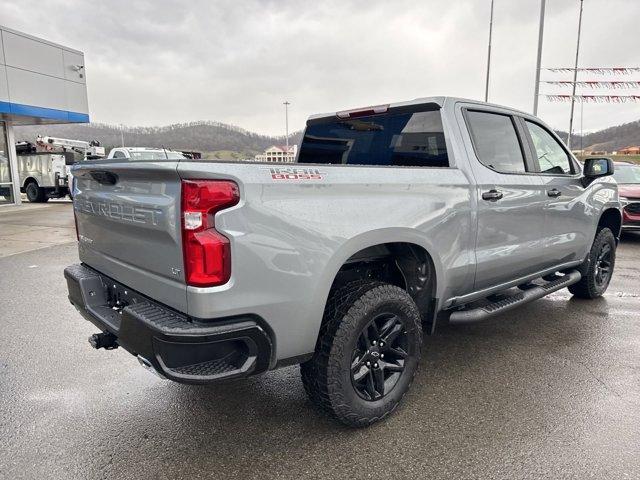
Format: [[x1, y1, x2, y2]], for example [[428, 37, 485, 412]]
[[64, 263, 272, 384]]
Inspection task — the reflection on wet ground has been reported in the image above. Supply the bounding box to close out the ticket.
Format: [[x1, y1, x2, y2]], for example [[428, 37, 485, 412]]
[[1, 233, 639, 479]]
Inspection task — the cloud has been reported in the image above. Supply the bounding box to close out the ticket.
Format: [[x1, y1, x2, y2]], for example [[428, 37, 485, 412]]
[[1, 0, 639, 135]]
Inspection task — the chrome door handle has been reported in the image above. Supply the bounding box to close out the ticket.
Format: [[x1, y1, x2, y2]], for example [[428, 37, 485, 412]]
[[482, 189, 503, 201], [547, 188, 562, 198]]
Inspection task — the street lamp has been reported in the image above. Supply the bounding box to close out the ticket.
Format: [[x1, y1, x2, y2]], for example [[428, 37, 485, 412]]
[[283, 101, 290, 150]]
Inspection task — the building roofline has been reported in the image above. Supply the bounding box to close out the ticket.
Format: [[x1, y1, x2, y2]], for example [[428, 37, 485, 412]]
[[0, 24, 84, 55]]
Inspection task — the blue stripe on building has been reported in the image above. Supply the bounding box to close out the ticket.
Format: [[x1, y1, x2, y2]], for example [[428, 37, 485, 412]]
[[0, 100, 89, 123]]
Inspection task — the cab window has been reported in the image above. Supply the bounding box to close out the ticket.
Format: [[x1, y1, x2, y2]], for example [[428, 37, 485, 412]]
[[525, 121, 573, 175], [465, 110, 527, 174]]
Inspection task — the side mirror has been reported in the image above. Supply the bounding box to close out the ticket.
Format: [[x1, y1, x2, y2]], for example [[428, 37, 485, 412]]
[[582, 157, 614, 185]]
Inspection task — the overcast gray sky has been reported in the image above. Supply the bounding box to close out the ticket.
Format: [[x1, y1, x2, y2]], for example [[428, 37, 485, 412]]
[[2, 0, 639, 135]]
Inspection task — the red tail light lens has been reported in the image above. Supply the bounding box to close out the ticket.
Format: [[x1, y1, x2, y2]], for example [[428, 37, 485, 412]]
[[181, 180, 239, 287]]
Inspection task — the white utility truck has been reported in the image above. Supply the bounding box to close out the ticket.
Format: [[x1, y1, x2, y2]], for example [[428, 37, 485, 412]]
[[16, 136, 104, 202]]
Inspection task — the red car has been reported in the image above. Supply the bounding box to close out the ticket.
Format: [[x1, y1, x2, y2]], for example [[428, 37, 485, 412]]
[[614, 161, 640, 230]]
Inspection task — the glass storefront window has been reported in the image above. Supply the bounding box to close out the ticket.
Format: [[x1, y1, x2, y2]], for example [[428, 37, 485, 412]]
[[0, 121, 14, 205]]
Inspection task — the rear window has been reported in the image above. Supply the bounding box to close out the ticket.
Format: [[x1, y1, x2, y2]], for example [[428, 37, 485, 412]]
[[129, 151, 186, 161], [297, 108, 449, 167]]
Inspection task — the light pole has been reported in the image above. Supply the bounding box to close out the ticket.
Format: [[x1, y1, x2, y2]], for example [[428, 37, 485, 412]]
[[533, 0, 546, 115], [484, 0, 494, 102], [283, 101, 290, 150], [580, 100, 584, 154], [567, 0, 584, 150], [120, 124, 125, 147]]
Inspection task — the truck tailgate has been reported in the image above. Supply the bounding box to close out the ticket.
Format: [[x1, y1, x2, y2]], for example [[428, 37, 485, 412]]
[[72, 161, 187, 312]]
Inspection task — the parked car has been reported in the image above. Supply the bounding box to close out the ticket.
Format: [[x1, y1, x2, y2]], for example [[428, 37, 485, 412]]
[[107, 147, 186, 161], [612, 161, 640, 230], [65, 97, 621, 427]]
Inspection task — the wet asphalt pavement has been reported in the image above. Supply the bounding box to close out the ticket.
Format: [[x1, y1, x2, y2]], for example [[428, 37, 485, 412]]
[[1, 217, 639, 479]]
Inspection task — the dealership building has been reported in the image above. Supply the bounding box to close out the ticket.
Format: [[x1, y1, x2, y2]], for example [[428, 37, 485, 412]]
[[0, 24, 89, 206]]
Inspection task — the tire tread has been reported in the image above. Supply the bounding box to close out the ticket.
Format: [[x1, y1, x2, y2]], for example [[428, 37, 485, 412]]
[[301, 280, 422, 427], [568, 227, 616, 299]]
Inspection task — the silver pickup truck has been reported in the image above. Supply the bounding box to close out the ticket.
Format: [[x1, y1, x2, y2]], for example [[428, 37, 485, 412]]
[[64, 97, 621, 427]]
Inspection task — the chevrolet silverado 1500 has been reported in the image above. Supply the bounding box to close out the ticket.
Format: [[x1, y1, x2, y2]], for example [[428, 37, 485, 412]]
[[64, 97, 621, 426]]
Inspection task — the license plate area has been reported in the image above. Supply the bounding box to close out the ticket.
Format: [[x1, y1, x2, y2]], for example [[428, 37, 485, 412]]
[[67, 264, 173, 334], [103, 278, 147, 314]]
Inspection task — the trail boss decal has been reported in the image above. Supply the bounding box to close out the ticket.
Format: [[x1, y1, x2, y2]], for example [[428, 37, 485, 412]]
[[265, 167, 326, 181]]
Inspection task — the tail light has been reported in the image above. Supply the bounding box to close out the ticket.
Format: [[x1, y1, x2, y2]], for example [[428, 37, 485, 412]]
[[181, 180, 239, 287]]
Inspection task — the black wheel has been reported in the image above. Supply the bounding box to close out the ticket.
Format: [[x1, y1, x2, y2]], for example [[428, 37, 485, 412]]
[[301, 280, 423, 427], [568, 227, 616, 299], [25, 182, 47, 203]]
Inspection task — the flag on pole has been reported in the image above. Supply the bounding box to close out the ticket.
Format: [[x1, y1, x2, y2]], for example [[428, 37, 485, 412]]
[[543, 80, 640, 89], [545, 67, 640, 75], [545, 95, 640, 103]]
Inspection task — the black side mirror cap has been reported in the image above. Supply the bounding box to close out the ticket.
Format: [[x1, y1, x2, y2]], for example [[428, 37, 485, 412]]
[[582, 157, 614, 186]]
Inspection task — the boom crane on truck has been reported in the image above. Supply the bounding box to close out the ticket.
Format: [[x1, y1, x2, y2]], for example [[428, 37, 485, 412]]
[[36, 135, 105, 160], [6, 135, 105, 203]]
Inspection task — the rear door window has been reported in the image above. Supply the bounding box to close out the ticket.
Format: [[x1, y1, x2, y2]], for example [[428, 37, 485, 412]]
[[298, 108, 449, 167], [465, 110, 527, 174]]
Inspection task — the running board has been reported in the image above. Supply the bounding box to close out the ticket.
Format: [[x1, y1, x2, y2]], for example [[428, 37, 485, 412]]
[[448, 270, 582, 325]]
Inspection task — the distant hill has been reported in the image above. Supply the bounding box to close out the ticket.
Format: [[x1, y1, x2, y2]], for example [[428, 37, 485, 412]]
[[14, 121, 304, 159], [14, 116, 640, 157], [556, 119, 640, 152]]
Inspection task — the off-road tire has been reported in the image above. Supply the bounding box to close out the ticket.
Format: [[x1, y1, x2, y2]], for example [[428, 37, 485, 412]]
[[25, 182, 47, 203], [568, 227, 616, 299], [300, 280, 423, 427]]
